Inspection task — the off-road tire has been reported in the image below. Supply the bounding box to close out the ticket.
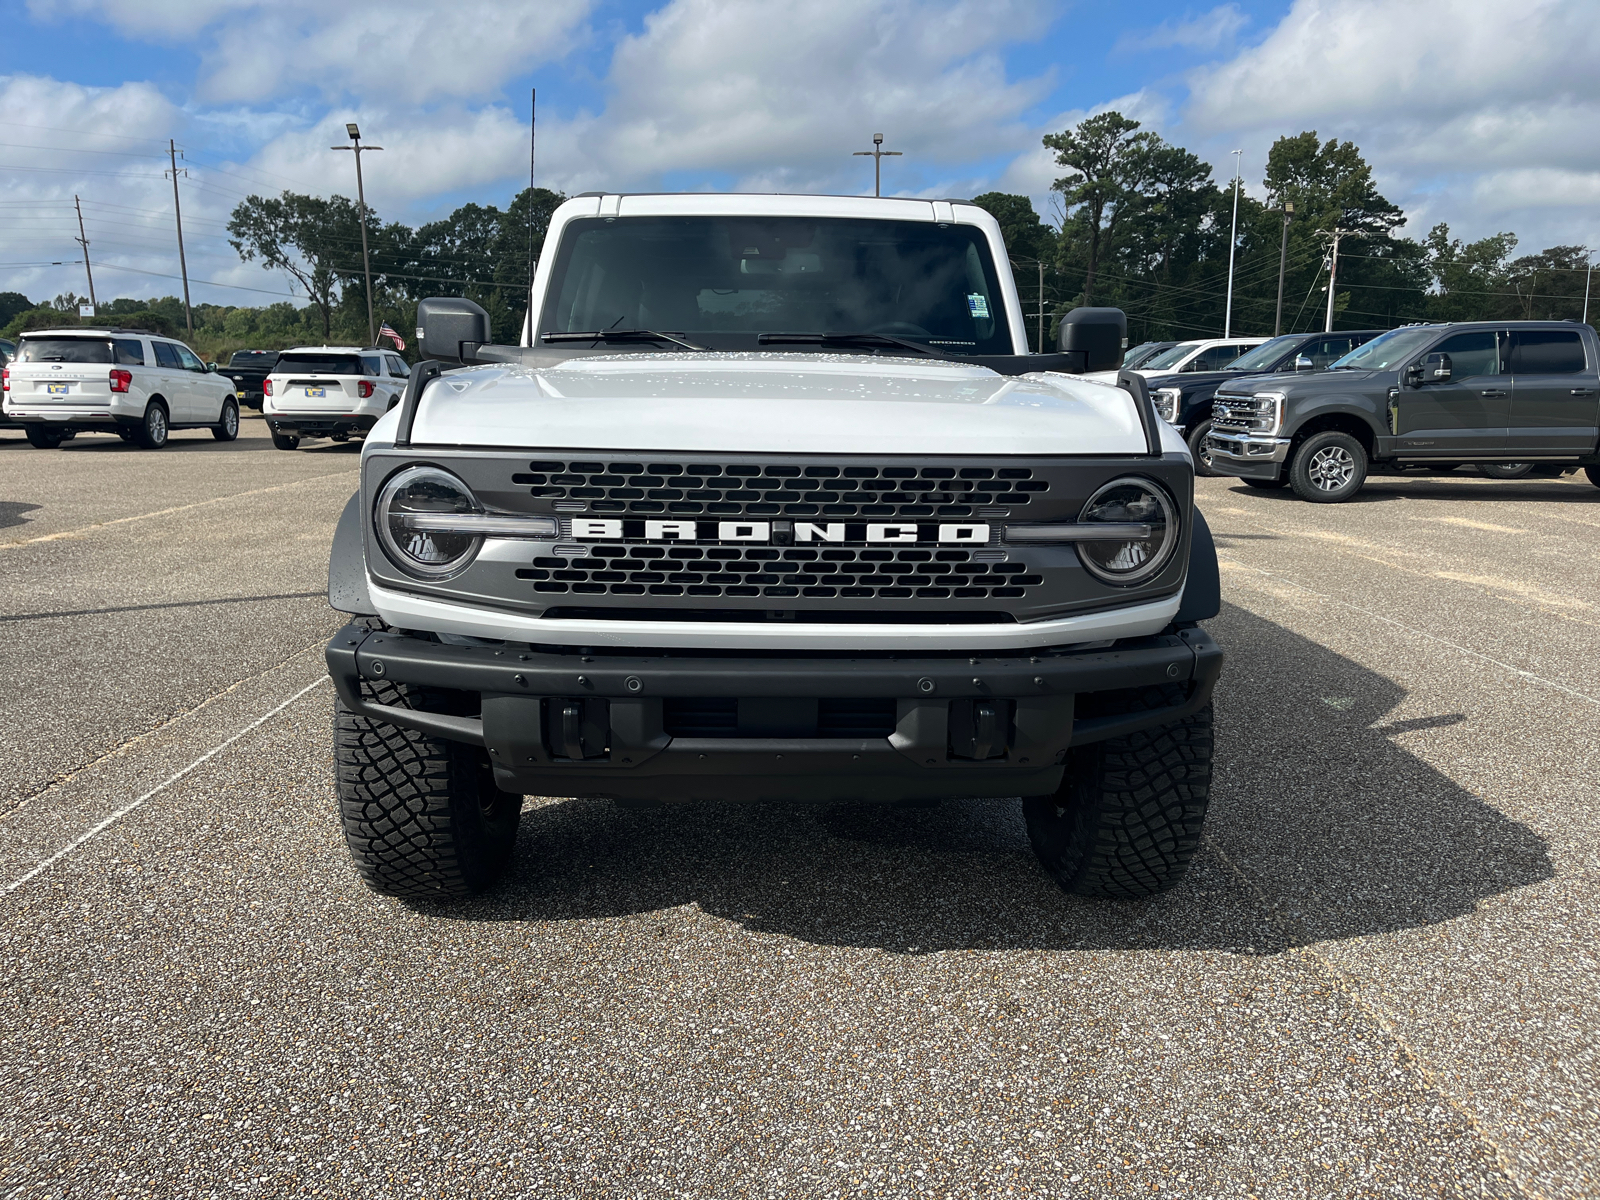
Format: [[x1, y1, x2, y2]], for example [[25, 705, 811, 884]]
[[212, 398, 239, 442], [334, 680, 521, 898], [134, 401, 169, 449], [1023, 685, 1214, 898], [1585, 466, 1600, 489], [24, 427, 65, 449], [1242, 475, 1288, 489], [1186, 419, 1218, 477], [1479, 462, 1533, 479], [1288, 430, 1367, 502], [271, 430, 300, 451]]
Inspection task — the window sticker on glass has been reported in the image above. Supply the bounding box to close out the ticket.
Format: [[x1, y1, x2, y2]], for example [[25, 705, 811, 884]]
[[967, 293, 990, 319]]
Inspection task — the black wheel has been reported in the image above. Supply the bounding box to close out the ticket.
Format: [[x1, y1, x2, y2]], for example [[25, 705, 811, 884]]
[[1024, 685, 1214, 898], [24, 426, 66, 449], [270, 430, 301, 451], [334, 681, 521, 898], [1585, 466, 1600, 489], [212, 398, 239, 442], [134, 402, 170, 449], [1186, 419, 1218, 477], [1479, 462, 1534, 479], [1242, 475, 1288, 489], [1289, 430, 1367, 502]]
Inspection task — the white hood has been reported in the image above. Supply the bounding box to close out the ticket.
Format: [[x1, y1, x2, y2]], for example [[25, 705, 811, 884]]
[[404, 353, 1148, 455]]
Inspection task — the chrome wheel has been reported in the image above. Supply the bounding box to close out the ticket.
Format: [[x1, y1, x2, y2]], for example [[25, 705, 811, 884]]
[[1307, 445, 1355, 491], [224, 404, 238, 436]]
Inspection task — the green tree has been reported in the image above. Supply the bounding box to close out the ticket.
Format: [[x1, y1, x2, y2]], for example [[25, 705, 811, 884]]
[[228, 192, 368, 336], [1044, 112, 1150, 306], [970, 192, 1056, 263]]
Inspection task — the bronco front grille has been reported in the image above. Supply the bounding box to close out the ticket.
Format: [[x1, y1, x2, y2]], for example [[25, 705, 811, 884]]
[[515, 544, 1043, 600], [511, 461, 1048, 519]]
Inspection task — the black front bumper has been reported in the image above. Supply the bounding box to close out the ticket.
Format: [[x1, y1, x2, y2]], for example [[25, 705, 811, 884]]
[[326, 623, 1223, 804], [268, 413, 376, 437]]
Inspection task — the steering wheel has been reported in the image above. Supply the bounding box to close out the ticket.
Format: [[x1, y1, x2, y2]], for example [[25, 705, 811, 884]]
[[866, 322, 932, 337]]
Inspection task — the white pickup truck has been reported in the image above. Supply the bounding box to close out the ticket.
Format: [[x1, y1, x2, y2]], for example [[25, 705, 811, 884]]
[[324, 193, 1223, 901]]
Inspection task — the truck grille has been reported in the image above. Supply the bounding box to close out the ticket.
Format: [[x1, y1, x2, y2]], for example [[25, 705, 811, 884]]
[[511, 460, 1048, 518], [1212, 394, 1273, 434], [516, 544, 1043, 600]]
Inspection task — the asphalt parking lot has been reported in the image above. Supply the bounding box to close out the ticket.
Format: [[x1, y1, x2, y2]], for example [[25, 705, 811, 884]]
[[1, 418, 1596, 1199]]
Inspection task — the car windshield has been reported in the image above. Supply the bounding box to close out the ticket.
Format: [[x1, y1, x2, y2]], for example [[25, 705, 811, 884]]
[[1140, 342, 1201, 371], [277, 353, 370, 375], [1123, 342, 1173, 369], [16, 337, 115, 364], [1225, 335, 1300, 372], [1328, 327, 1436, 370], [539, 215, 1013, 355]]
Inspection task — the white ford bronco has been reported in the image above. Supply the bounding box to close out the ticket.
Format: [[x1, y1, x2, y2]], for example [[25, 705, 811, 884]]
[[325, 193, 1223, 900]]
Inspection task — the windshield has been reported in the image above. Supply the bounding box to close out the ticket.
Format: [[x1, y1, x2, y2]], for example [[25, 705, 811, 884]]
[[17, 337, 116, 364], [276, 353, 371, 376], [1226, 335, 1300, 372], [539, 216, 1013, 355], [1141, 342, 1202, 371], [1123, 342, 1172, 369], [1329, 327, 1436, 370]]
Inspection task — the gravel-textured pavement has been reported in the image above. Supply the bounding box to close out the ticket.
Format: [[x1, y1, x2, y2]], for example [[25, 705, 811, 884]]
[[1, 430, 1595, 1199]]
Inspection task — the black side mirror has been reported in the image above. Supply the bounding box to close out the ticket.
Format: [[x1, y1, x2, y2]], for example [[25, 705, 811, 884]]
[[1056, 307, 1127, 372], [416, 297, 491, 364], [1423, 351, 1452, 382], [1404, 362, 1424, 387], [1293, 354, 1314, 372]]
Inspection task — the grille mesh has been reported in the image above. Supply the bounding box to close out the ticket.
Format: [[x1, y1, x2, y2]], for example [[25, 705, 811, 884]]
[[510, 460, 1048, 518], [1211, 398, 1260, 433], [515, 544, 1043, 600]]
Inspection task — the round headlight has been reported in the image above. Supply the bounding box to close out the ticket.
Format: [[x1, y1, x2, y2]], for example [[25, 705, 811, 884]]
[[1076, 477, 1180, 586], [375, 466, 483, 580]]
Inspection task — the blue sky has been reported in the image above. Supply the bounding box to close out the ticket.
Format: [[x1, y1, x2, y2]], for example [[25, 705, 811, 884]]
[[4, 0, 1597, 310]]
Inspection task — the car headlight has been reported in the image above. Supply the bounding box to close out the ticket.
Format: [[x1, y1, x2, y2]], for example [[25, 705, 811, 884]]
[[375, 465, 485, 580], [1074, 477, 1180, 586], [1154, 387, 1182, 424], [1248, 391, 1285, 435]]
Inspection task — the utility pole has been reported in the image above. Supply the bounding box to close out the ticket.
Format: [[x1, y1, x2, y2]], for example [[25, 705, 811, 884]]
[[1223, 149, 1242, 337], [72, 195, 96, 312], [1038, 259, 1046, 353], [1274, 201, 1294, 335], [524, 88, 536, 346], [333, 123, 383, 346], [1583, 249, 1594, 326], [852, 133, 902, 197], [167, 140, 193, 336], [1325, 228, 1353, 333]]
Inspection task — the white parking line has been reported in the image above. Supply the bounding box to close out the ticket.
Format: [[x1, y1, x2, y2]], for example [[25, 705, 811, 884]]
[[3, 675, 331, 894]]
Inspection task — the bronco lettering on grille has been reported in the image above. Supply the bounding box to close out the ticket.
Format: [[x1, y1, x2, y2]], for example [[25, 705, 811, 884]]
[[569, 519, 990, 545]]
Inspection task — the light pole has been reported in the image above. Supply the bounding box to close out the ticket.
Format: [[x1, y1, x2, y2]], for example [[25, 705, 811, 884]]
[[852, 133, 902, 198], [333, 122, 383, 346], [1223, 149, 1242, 338], [1274, 201, 1294, 336]]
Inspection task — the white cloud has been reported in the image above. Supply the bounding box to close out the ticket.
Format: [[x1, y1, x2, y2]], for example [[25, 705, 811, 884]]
[[1114, 5, 1247, 54], [28, 0, 595, 105], [1178, 0, 1600, 247]]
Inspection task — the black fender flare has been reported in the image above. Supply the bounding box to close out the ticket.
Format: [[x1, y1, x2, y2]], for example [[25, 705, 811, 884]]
[[1174, 504, 1219, 624], [329, 492, 377, 616]]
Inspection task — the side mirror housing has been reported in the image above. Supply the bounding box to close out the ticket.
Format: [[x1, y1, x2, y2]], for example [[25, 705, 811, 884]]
[[1423, 351, 1452, 382], [1056, 307, 1127, 373], [416, 297, 492, 364], [1293, 354, 1314, 372]]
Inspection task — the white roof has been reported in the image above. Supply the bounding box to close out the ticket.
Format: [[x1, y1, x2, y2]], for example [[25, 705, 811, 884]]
[[281, 345, 371, 354]]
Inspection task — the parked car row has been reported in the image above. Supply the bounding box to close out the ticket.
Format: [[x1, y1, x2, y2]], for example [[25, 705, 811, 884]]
[[1, 328, 409, 452], [1139, 321, 1600, 503]]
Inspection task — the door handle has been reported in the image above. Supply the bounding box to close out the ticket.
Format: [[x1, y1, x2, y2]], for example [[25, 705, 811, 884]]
[[1570, 388, 1596, 396], [1479, 389, 1507, 397]]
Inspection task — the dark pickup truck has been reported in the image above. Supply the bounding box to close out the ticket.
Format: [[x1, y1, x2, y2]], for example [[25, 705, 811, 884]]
[[222, 349, 278, 408], [1147, 329, 1382, 474], [1206, 320, 1600, 501]]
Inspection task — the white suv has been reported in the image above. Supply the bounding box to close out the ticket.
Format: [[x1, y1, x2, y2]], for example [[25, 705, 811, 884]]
[[263, 347, 410, 450], [1, 327, 239, 449], [1123, 337, 1269, 379]]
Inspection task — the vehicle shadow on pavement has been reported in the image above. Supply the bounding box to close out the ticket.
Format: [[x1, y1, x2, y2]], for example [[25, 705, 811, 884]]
[[1230, 478, 1600, 505], [416, 602, 1553, 956], [0, 500, 41, 530]]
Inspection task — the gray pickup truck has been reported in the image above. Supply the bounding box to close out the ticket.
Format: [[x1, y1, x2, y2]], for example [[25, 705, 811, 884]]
[[1206, 320, 1600, 501]]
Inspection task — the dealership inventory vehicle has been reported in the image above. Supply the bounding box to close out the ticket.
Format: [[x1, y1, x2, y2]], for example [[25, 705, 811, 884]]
[[326, 193, 1223, 901], [1, 327, 238, 448], [1206, 321, 1600, 501], [1122, 340, 1180, 371], [1149, 329, 1384, 474], [1110, 336, 1269, 382], [264, 346, 410, 449], [222, 348, 278, 408]]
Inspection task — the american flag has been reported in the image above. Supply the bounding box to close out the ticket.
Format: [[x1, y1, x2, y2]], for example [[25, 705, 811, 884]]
[[378, 321, 406, 351]]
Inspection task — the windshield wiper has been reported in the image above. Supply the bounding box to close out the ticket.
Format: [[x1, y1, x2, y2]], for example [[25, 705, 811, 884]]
[[542, 330, 709, 351], [757, 331, 950, 359]]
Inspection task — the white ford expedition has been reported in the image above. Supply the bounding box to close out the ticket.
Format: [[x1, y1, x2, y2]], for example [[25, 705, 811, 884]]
[[263, 346, 410, 449], [324, 194, 1223, 901], [2, 327, 239, 449]]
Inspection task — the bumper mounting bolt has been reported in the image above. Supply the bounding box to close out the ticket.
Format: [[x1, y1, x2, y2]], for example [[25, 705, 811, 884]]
[[514, 673, 527, 687], [1034, 676, 1045, 686], [917, 678, 935, 694], [369, 660, 385, 677]]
